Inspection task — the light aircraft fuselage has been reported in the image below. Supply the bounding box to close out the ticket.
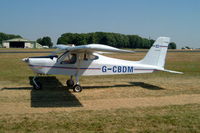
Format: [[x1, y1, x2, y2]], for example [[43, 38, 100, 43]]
[[23, 37, 183, 92], [27, 53, 157, 76]]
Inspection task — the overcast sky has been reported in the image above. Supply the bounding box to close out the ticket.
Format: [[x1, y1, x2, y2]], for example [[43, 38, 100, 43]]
[[0, 0, 199, 48]]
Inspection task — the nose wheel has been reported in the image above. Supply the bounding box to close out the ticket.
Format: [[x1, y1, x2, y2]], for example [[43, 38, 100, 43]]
[[32, 76, 42, 90], [33, 82, 42, 90]]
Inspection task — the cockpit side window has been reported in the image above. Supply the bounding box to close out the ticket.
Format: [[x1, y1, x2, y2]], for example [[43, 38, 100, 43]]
[[61, 54, 77, 64], [83, 53, 99, 61]]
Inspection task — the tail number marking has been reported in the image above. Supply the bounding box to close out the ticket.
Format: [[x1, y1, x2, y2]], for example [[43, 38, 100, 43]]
[[102, 66, 134, 73]]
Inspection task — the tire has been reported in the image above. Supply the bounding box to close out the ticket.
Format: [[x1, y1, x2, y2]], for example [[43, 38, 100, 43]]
[[73, 85, 82, 92], [66, 80, 74, 87], [33, 82, 42, 90]]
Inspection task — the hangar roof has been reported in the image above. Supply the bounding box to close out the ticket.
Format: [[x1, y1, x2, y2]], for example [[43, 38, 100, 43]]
[[3, 38, 34, 42]]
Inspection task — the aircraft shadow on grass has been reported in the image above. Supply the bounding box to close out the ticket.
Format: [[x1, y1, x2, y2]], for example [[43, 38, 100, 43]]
[[2, 77, 165, 108], [84, 82, 165, 90], [1, 76, 83, 108], [29, 76, 83, 108]]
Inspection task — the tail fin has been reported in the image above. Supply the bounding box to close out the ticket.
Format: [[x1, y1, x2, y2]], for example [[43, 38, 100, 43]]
[[140, 37, 170, 67]]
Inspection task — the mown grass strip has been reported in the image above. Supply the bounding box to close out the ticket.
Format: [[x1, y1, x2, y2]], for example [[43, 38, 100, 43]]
[[0, 104, 199, 132]]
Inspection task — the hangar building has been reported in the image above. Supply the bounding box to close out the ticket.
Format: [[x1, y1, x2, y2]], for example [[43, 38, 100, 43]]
[[2, 38, 43, 48]]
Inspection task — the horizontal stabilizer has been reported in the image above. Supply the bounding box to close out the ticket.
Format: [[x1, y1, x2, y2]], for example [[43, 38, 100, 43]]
[[159, 69, 183, 74]]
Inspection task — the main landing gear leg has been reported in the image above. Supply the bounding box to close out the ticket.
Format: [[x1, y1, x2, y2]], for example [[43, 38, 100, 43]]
[[66, 75, 74, 87], [66, 75, 82, 92], [32, 75, 42, 90], [73, 76, 82, 92]]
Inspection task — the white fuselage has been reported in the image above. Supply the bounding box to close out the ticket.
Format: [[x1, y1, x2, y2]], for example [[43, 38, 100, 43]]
[[23, 37, 182, 92], [27, 53, 159, 77]]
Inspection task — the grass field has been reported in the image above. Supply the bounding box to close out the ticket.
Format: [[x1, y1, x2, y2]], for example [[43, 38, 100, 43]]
[[0, 49, 200, 132]]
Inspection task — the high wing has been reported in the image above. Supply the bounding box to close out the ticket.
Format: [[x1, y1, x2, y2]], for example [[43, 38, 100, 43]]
[[54, 44, 134, 54]]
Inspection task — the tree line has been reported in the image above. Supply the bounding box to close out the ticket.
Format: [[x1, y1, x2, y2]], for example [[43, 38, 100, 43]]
[[57, 32, 176, 49], [0, 32, 177, 49]]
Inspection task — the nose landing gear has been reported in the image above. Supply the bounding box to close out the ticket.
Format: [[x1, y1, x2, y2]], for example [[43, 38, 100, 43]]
[[32, 76, 42, 90]]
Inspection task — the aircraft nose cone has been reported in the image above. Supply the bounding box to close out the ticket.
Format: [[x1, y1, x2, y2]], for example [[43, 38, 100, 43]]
[[22, 58, 29, 63]]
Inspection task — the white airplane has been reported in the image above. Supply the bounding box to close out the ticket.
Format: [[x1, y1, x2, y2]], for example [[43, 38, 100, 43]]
[[22, 37, 183, 92]]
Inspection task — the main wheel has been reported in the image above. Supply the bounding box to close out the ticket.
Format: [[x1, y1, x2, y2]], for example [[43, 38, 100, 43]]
[[33, 82, 42, 90], [66, 80, 74, 87], [73, 85, 82, 92]]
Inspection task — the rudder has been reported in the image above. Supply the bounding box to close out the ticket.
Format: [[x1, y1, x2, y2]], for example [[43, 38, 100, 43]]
[[140, 37, 170, 68]]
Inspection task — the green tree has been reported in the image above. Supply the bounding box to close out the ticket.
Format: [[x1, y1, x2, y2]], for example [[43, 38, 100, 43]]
[[37, 36, 53, 48], [169, 42, 177, 49]]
